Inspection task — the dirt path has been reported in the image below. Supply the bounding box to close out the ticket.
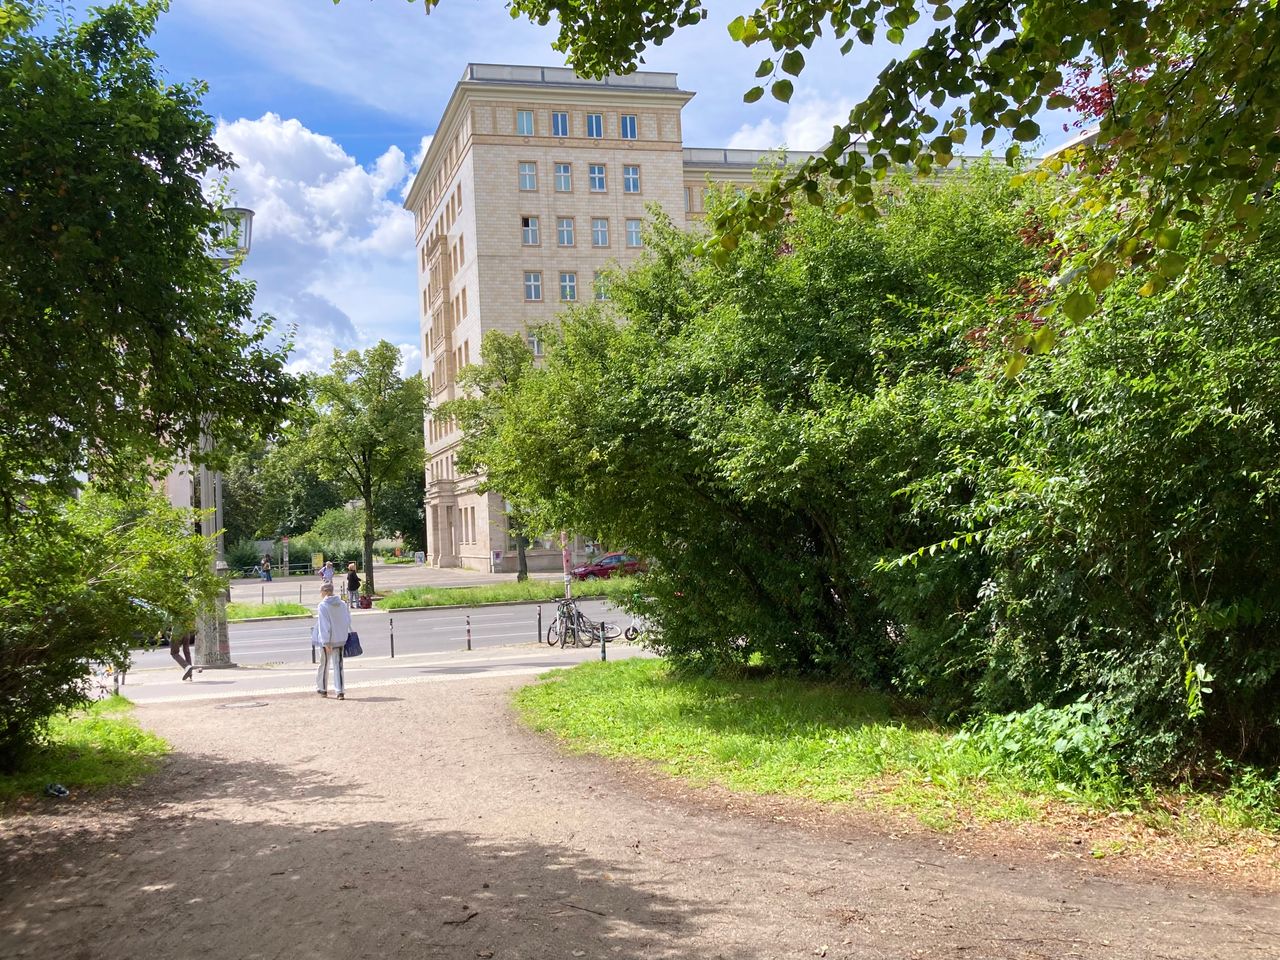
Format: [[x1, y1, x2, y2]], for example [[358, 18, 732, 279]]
[[2, 677, 1277, 959]]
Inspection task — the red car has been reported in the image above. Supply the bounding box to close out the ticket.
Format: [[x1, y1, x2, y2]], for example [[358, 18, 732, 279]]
[[571, 552, 646, 581]]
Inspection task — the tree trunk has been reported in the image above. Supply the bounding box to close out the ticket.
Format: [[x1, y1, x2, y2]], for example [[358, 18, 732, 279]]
[[362, 485, 375, 597], [516, 534, 529, 582]]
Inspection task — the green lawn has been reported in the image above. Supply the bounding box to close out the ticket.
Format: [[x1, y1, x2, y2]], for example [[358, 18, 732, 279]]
[[515, 658, 1280, 840], [226, 601, 310, 620], [0, 696, 169, 804], [377, 575, 642, 610]]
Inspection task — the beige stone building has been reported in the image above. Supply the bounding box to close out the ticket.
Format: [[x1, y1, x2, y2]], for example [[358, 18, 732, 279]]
[[404, 64, 817, 571]]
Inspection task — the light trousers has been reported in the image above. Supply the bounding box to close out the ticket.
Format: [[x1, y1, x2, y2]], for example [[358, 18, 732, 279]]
[[316, 644, 344, 695]]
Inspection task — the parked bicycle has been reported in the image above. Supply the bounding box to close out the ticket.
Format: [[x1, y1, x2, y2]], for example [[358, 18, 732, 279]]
[[545, 596, 620, 648]]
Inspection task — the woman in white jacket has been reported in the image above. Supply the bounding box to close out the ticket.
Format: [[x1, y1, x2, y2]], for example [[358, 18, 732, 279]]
[[315, 582, 353, 699]]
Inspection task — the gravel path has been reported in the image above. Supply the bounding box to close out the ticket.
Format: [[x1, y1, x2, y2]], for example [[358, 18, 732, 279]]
[[2, 676, 1277, 959]]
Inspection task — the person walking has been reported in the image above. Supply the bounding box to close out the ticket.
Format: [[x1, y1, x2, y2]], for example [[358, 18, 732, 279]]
[[167, 616, 196, 682], [315, 582, 352, 699], [345, 562, 361, 608], [261, 556, 273, 582], [320, 560, 335, 589]]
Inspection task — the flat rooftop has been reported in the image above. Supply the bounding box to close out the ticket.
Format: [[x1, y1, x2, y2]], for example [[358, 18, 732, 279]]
[[461, 63, 683, 91]]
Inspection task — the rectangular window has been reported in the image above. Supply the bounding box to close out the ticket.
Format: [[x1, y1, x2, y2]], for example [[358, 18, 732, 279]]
[[591, 217, 609, 247], [556, 217, 575, 247], [684, 186, 691, 212], [594, 270, 609, 301], [551, 111, 569, 137], [458, 235, 465, 264], [554, 162, 572, 192], [461, 288, 468, 317], [620, 114, 637, 140], [560, 271, 577, 301], [623, 165, 640, 193], [625, 218, 643, 248], [586, 113, 603, 138], [516, 109, 534, 136], [521, 215, 540, 245], [523, 271, 542, 301], [528, 333, 544, 357], [518, 161, 537, 191], [588, 164, 606, 192]]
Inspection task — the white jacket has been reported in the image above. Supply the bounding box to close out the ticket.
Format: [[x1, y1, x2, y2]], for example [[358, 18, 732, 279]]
[[316, 595, 353, 648]]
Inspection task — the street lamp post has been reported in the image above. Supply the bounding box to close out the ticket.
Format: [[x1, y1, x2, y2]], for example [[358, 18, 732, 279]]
[[194, 206, 255, 669]]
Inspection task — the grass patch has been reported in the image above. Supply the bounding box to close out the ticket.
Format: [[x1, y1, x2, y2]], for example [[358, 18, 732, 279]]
[[377, 575, 642, 610], [226, 601, 310, 620], [0, 696, 169, 804], [514, 659, 1280, 840]]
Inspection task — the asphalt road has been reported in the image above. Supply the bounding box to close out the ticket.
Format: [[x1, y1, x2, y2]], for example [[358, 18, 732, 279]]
[[130, 598, 622, 669]]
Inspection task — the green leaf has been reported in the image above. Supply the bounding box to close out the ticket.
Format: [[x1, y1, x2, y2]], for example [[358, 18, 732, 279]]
[[1013, 119, 1040, 142], [743, 86, 764, 104], [727, 16, 747, 42], [1062, 290, 1096, 323], [781, 50, 805, 77], [771, 79, 793, 103], [755, 58, 774, 79], [1086, 261, 1117, 294], [1005, 351, 1028, 377]]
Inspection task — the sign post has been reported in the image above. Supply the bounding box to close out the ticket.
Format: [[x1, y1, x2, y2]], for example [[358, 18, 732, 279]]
[[560, 531, 572, 599]]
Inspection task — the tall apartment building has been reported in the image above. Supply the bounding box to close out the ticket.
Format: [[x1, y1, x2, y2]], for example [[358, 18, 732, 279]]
[[404, 63, 817, 572]]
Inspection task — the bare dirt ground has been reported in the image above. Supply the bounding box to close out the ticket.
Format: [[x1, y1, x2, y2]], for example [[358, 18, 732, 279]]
[[2, 676, 1278, 960]]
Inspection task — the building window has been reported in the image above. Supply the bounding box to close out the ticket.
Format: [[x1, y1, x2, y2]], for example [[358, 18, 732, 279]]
[[557, 217, 575, 247], [559, 271, 577, 301], [620, 114, 638, 140], [554, 162, 572, 192], [524, 271, 542, 301], [588, 164, 606, 192], [552, 111, 569, 137], [623, 165, 640, 193], [594, 270, 609, 301], [626, 218, 643, 247], [591, 217, 609, 247], [684, 186, 691, 212], [518, 161, 537, 191], [586, 113, 603, 138], [461, 288, 469, 317], [516, 109, 534, 136], [521, 215, 540, 245], [458, 235, 465, 264], [528, 333, 544, 356]]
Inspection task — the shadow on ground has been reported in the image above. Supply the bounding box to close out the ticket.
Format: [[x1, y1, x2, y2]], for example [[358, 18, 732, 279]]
[[0, 750, 723, 960]]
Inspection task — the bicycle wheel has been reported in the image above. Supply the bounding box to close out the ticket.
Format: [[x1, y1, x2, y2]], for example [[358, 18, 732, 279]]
[[599, 621, 622, 640], [576, 616, 597, 647], [545, 622, 560, 646]]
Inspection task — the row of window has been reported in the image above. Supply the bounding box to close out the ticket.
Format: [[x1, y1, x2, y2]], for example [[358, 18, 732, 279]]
[[518, 161, 640, 194], [519, 215, 642, 249], [523, 270, 612, 303], [516, 109, 639, 141]]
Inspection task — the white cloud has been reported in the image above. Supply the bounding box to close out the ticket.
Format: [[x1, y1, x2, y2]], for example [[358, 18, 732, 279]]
[[725, 94, 856, 151], [214, 114, 420, 375]]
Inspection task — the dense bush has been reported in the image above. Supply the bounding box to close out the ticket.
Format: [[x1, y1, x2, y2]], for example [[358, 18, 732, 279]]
[[456, 169, 1280, 778]]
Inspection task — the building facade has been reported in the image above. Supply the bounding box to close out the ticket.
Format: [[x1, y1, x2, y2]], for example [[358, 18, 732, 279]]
[[404, 64, 817, 572]]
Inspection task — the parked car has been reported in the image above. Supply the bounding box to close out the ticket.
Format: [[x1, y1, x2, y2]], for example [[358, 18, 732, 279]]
[[571, 552, 647, 581]]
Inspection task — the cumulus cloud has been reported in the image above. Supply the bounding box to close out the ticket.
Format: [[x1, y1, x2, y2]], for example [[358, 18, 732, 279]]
[[214, 114, 420, 374], [725, 95, 856, 151]]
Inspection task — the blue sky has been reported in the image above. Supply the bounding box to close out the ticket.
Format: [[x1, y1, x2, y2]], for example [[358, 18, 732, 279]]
[[144, 0, 1078, 373]]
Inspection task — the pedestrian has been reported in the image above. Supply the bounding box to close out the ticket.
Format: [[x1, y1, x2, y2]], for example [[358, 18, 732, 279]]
[[320, 560, 335, 589], [261, 555, 273, 582], [168, 617, 196, 682], [345, 562, 361, 608], [315, 582, 352, 700]]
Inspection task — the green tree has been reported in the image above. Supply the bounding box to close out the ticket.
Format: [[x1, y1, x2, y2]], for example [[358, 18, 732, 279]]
[[440, 330, 539, 579], [304, 342, 426, 595], [374, 464, 427, 553], [0, 485, 220, 768], [0, 1, 298, 510]]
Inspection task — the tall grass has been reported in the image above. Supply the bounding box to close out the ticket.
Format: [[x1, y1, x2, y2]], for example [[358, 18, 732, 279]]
[[0, 696, 168, 803], [226, 601, 310, 620]]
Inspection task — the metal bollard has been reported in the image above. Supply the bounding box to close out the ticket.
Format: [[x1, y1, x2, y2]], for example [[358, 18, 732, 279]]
[[601, 627, 607, 662], [466, 615, 472, 651], [299, 583, 303, 603], [389, 616, 395, 658], [261, 585, 265, 604], [537, 605, 542, 644]]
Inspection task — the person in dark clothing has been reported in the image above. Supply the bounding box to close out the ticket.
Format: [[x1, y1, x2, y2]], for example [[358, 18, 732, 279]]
[[345, 563, 361, 607], [168, 618, 196, 681]]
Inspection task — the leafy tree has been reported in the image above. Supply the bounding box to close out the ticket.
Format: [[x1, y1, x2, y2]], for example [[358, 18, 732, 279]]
[[303, 342, 426, 595], [0, 485, 220, 768], [310, 505, 367, 549], [222, 435, 345, 542], [374, 465, 427, 553], [0, 1, 298, 510], [439, 330, 539, 579]]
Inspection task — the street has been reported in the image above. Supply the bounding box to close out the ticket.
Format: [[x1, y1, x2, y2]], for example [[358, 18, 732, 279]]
[[120, 599, 640, 704]]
